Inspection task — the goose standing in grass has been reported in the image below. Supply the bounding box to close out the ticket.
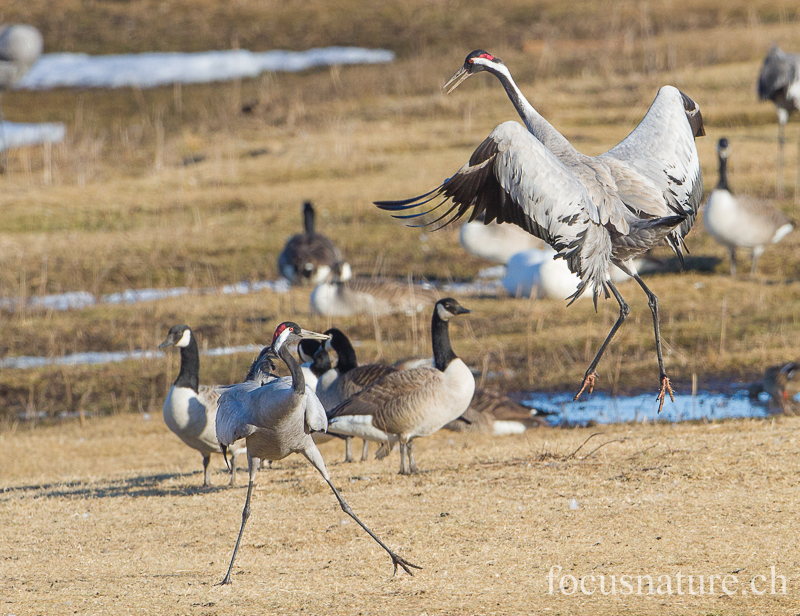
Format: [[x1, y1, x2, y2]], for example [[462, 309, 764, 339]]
[[758, 46, 800, 199], [376, 49, 705, 411], [327, 298, 475, 475], [310, 272, 438, 317], [444, 388, 549, 434], [459, 212, 544, 263], [316, 328, 399, 462], [215, 322, 419, 584], [704, 137, 794, 276], [278, 201, 349, 285], [159, 324, 245, 487]]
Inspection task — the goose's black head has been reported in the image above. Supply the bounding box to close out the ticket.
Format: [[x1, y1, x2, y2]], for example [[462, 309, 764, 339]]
[[434, 297, 471, 321], [444, 50, 504, 94], [297, 338, 322, 363], [717, 137, 730, 159], [159, 324, 193, 349]]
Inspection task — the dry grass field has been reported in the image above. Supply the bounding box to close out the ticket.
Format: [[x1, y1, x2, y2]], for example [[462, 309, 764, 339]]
[[2, 0, 800, 613], [4, 414, 800, 615]]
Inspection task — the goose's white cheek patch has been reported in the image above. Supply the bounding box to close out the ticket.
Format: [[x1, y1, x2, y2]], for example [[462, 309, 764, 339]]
[[436, 304, 453, 321], [176, 329, 192, 347]]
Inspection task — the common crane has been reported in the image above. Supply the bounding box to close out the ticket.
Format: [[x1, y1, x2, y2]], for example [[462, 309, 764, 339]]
[[758, 46, 800, 200], [215, 322, 419, 584], [375, 50, 705, 411]]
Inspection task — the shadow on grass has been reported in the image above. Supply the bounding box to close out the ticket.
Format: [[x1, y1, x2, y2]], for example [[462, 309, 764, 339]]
[[0, 470, 243, 501]]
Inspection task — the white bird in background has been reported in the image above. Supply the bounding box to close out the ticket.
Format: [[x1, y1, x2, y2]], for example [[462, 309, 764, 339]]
[[215, 322, 419, 585], [459, 212, 544, 263], [327, 298, 475, 475], [704, 137, 794, 276], [376, 49, 705, 411], [159, 324, 246, 487], [0, 24, 43, 159], [758, 46, 800, 200]]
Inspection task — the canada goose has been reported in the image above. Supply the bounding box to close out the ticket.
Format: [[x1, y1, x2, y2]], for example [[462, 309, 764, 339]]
[[316, 328, 399, 462], [376, 50, 705, 410], [215, 322, 418, 584], [444, 388, 548, 434], [327, 298, 475, 475], [704, 138, 794, 276], [297, 338, 331, 392], [459, 213, 545, 263], [310, 275, 439, 317], [278, 201, 349, 285], [749, 362, 800, 412], [159, 324, 246, 487]]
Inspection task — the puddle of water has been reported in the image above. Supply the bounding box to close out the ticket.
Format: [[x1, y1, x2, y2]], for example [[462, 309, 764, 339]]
[[0, 344, 260, 370], [522, 390, 780, 426]]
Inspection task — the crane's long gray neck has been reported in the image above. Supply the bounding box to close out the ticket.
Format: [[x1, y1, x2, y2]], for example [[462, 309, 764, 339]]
[[431, 311, 457, 372], [329, 330, 358, 374], [303, 204, 316, 235], [278, 343, 306, 394], [717, 154, 729, 191], [486, 64, 577, 155], [175, 337, 200, 392]]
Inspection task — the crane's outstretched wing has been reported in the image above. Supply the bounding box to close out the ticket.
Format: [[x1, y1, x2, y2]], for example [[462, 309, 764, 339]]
[[758, 46, 799, 101], [375, 121, 611, 303], [600, 86, 704, 258]]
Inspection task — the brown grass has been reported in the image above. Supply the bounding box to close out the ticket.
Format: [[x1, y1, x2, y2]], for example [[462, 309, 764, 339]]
[[3, 413, 800, 615]]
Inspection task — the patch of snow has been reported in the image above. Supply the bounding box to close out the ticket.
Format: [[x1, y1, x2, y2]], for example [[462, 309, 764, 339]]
[[0, 121, 66, 152], [16, 47, 395, 90]]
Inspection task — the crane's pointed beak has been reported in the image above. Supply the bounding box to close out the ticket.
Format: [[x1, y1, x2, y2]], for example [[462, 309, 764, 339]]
[[299, 329, 331, 342], [443, 66, 470, 94]]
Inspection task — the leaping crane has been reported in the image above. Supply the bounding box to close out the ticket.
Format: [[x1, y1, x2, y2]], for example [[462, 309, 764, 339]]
[[375, 50, 705, 412]]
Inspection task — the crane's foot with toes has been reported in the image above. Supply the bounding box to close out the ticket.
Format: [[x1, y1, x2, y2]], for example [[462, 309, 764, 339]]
[[656, 374, 674, 413], [391, 553, 422, 576], [574, 371, 598, 401]]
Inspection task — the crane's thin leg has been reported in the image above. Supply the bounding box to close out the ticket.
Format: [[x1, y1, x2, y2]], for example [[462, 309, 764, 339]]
[[777, 120, 785, 200], [632, 274, 674, 413], [360, 439, 369, 462], [407, 441, 419, 474], [229, 449, 238, 486], [220, 455, 259, 585], [729, 247, 737, 277], [574, 280, 629, 401], [202, 454, 211, 487], [302, 446, 420, 575], [344, 436, 354, 463]]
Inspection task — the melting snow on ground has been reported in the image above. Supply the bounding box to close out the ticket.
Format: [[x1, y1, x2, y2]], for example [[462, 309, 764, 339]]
[[0, 121, 66, 152], [16, 47, 395, 90]]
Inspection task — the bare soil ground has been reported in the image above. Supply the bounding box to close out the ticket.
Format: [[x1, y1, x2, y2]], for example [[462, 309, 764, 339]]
[[3, 413, 800, 615]]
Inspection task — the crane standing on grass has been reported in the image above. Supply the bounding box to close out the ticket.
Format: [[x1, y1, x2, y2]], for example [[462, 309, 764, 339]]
[[758, 46, 800, 201], [375, 50, 705, 412]]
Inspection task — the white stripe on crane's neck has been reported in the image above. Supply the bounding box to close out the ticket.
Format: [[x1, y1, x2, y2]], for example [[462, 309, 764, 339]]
[[176, 328, 192, 348], [274, 328, 292, 353]]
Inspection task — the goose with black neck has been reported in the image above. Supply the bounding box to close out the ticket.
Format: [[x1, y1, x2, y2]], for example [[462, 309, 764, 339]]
[[327, 298, 476, 475]]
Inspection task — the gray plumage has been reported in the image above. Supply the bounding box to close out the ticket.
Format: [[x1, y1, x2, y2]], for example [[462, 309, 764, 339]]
[[704, 137, 794, 275], [310, 275, 439, 317], [215, 322, 418, 584], [444, 388, 548, 435], [159, 324, 246, 487], [327, 299, 475, 475], [278, 201, 347, 285], [757, 46, 800, 199], [375, 49, 705, 410]]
